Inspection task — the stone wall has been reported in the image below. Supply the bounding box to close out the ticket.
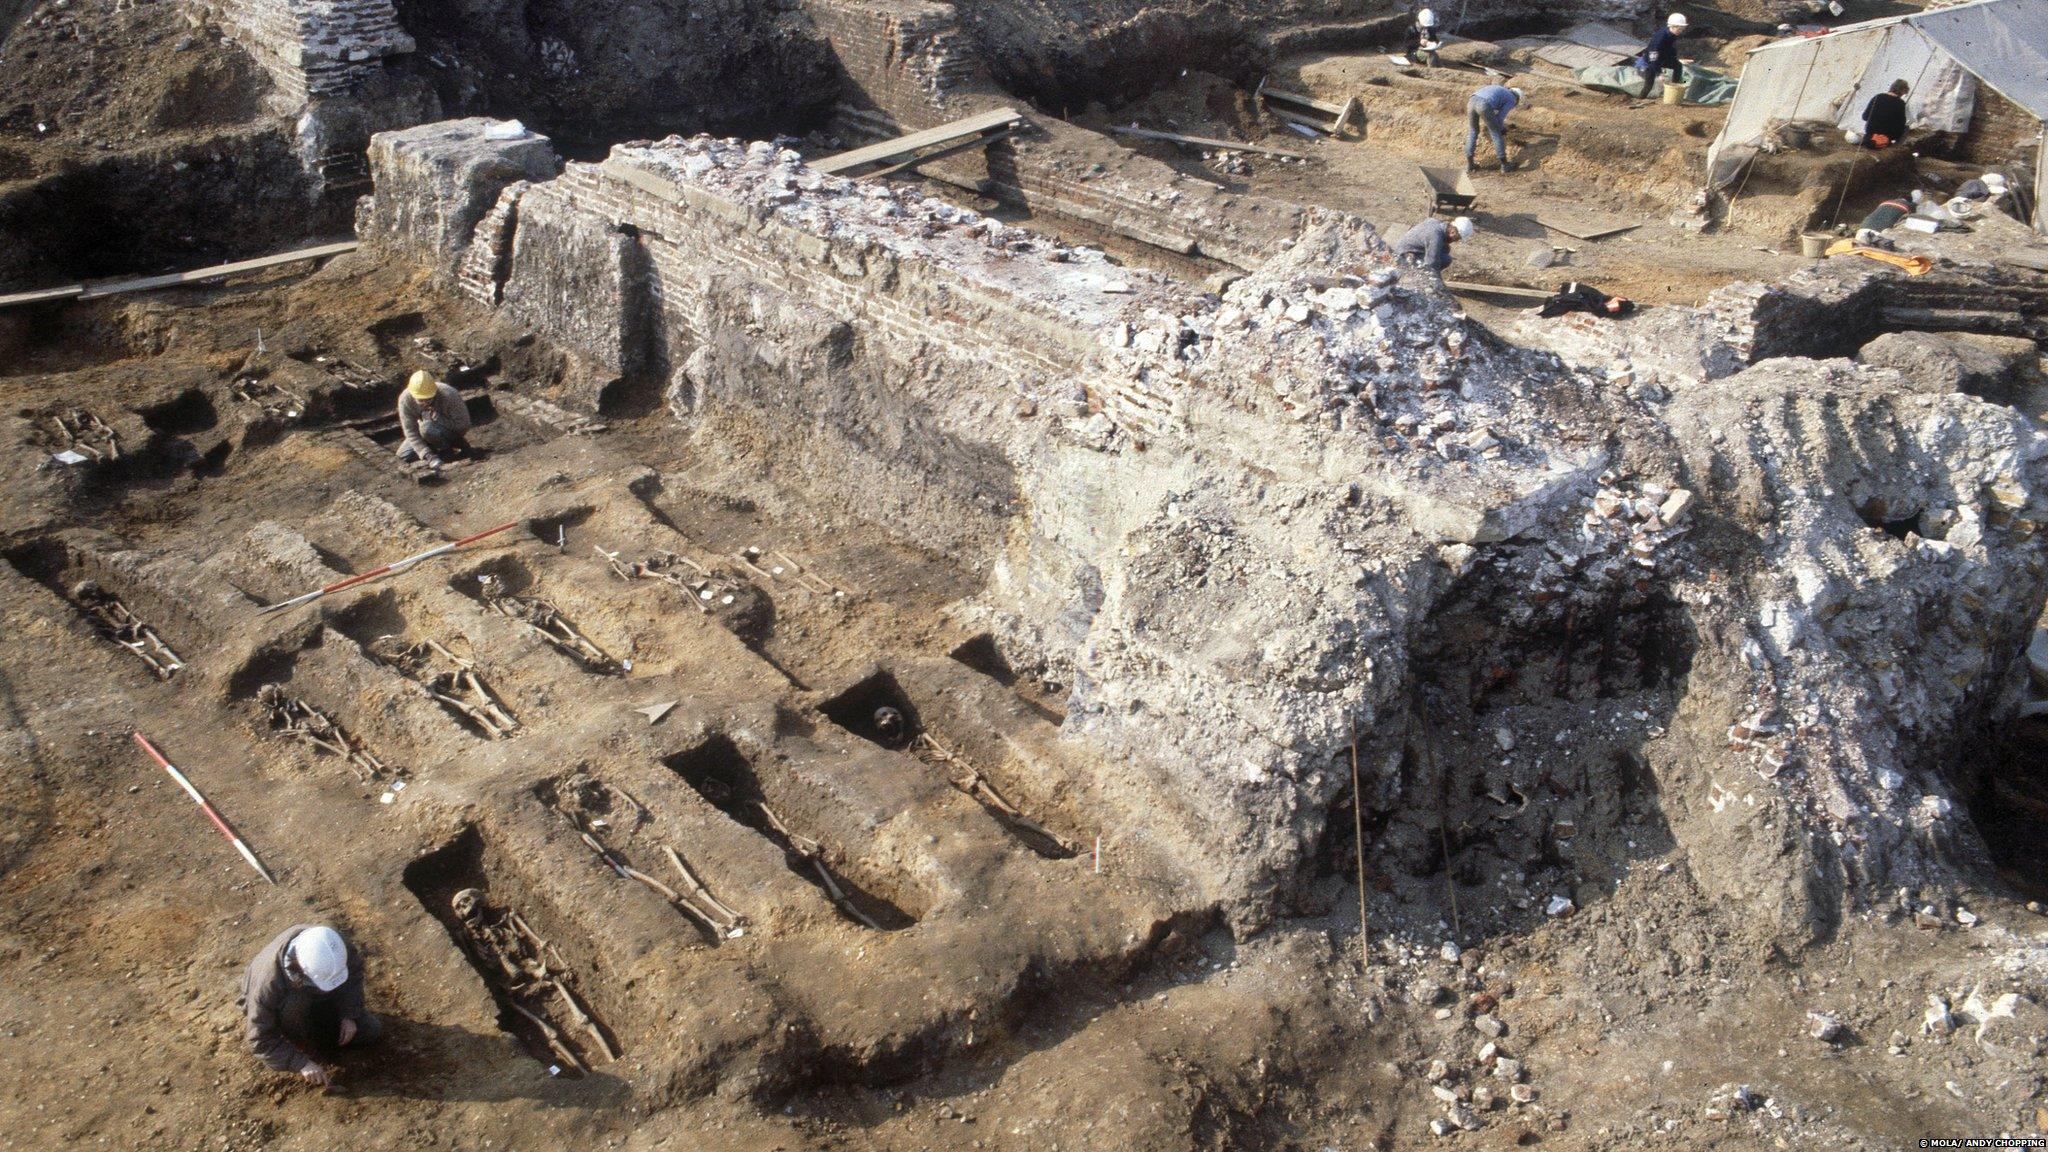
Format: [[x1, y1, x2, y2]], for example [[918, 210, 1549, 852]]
[[361, 120, 2048, 941], [186, 0, 433, 192], [356, 117, 561, 278]]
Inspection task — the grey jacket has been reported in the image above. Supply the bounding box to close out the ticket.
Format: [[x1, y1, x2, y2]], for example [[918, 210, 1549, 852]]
[[238, 924, 369, 1073], [396, 382, 472, 459], [1393, 218, 1454, 272]]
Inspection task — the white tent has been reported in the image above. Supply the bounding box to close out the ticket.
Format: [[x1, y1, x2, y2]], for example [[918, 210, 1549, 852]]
[[1706, 0, 2047, 231]]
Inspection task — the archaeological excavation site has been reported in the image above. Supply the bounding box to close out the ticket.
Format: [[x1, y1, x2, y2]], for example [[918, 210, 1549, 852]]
[[5, 0, 2048, 1146]]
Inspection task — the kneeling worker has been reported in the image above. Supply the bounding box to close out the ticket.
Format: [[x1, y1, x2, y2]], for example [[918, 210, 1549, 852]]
[[1394, 215, 1475, 274], [397, 369, 472, 469], [240, 924, 381, 1087], [1406, 8, 1443, 67], [1861, 79, 1910, 149]]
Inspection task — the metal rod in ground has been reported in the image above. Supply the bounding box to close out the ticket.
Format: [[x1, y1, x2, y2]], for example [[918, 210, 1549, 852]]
[[1351, 716, 1369, 969], [132, 731, 276, 884], [1415, 695, 1461, 941], [256, 520, 522, 615]]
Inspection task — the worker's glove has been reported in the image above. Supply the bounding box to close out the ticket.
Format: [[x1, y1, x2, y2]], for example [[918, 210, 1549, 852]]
[[338, 1018, 358, 1046], [300, 1064, 333, 1088], [421, 453, 442, 470]]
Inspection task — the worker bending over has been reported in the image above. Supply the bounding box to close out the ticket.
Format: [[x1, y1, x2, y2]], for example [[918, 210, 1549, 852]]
[[1861, 79, 1910, 149], [1394, 215, 1475, 273], [397, 369, 472, 469], [240, 924, 381, 1087], [1405, 8, 1442, 67], [1636, 14, 1687, 98], [1465, 84, 1524, 173]]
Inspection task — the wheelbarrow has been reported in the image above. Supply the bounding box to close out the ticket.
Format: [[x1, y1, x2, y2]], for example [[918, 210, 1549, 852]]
[[1420, 165, 1477, 216]]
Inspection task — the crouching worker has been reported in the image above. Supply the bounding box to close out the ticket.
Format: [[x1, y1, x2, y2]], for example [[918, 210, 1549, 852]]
[[1394, 215, 1475, 274], [397, 369, 471, 469], [240, 924, 381, 1087]]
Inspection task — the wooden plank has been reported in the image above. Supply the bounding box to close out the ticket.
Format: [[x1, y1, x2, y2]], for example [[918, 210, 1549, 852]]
[[1258, 80, 1347, 118], [1108, 126, 1311, 161], [810, 108, 1025, 176], [0, 284, 85, 308], [1442, 278, 1554, 300], [860, 125, 1021, 179], [1536, 216, 1641, 242], [71, 241, 359, 301]]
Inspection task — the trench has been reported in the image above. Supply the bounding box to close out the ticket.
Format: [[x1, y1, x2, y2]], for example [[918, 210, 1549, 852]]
[[402, 826, 624, 1077], [949, 634, 1067, 727], [822, 669, 1081, 861], [331, 594, 522, 741], [4, 540, 196, 683], [662, 735, 918, 932], [531, 771, 726, 946], [451, 554, 623, 677]]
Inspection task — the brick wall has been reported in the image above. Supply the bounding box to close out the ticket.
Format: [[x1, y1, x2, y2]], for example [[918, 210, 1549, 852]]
[[1954, 85, 2042, 168], [456, 181, 529, 307], [801, 0, 986, 131], [190, 0, 415, 105]]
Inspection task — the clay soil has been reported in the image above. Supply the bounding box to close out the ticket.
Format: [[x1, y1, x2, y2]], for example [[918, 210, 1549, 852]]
[[1073, 62, 1814, 310], [1, 251, 2043, 1152], [4, 2, 2048, 1149]]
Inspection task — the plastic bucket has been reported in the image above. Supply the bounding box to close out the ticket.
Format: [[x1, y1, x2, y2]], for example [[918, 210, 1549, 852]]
[[1661, 83, 1683, 105], [1799, 233, 1829, 258]]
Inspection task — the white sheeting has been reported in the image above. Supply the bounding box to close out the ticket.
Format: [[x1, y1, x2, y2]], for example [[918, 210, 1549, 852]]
[[1833, 26, 1975, 135], [1911, 0, 2048, 118], [1710, 0, 2048, 181]]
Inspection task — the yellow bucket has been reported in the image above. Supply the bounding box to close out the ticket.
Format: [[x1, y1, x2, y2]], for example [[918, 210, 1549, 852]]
[[1662, 82, 1683, 105]]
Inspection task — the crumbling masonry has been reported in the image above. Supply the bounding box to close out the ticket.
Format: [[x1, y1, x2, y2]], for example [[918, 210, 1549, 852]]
[[361, 117, 2048, 940]]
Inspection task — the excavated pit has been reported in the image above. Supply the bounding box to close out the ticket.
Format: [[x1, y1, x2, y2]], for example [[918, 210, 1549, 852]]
[[402, 826, 624, 1077], [661, 735, 920, 932], [9, 3, 2048, 1150]]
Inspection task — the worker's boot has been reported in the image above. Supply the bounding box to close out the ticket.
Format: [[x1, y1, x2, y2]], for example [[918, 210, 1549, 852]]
[[1500, 159, 1515, 174]]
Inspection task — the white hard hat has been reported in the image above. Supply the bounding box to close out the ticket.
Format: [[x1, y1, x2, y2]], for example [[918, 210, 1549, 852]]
[[1982, 172, 2009, 190], [1667, 12, 1689, 28], [1451, 216, 1476, 240], [1509, 86, 1527, 101], [288, 926, 349, 992], [1417, 7, 1438, 25], [1844, 129, 1864, 145]]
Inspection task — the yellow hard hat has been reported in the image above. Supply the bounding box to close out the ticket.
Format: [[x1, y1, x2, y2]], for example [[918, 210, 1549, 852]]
[[406, 370, 437, 400]]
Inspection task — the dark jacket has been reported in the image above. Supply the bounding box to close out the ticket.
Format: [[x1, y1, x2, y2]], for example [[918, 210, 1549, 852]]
[[1538, 282, 1636, 319], [1862, 92, 1908, 143], [1639, 28, 1683, 81], [238, 925, 370, 1073], [1404, 20, 1440, 55], [1394, 218, 1455, 272], [1860, 198, 1913, 233]]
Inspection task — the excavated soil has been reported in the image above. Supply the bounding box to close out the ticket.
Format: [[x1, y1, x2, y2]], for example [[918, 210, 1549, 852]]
[[5, 2, 2048, 1151], [1, 246, 2043, 1152]]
